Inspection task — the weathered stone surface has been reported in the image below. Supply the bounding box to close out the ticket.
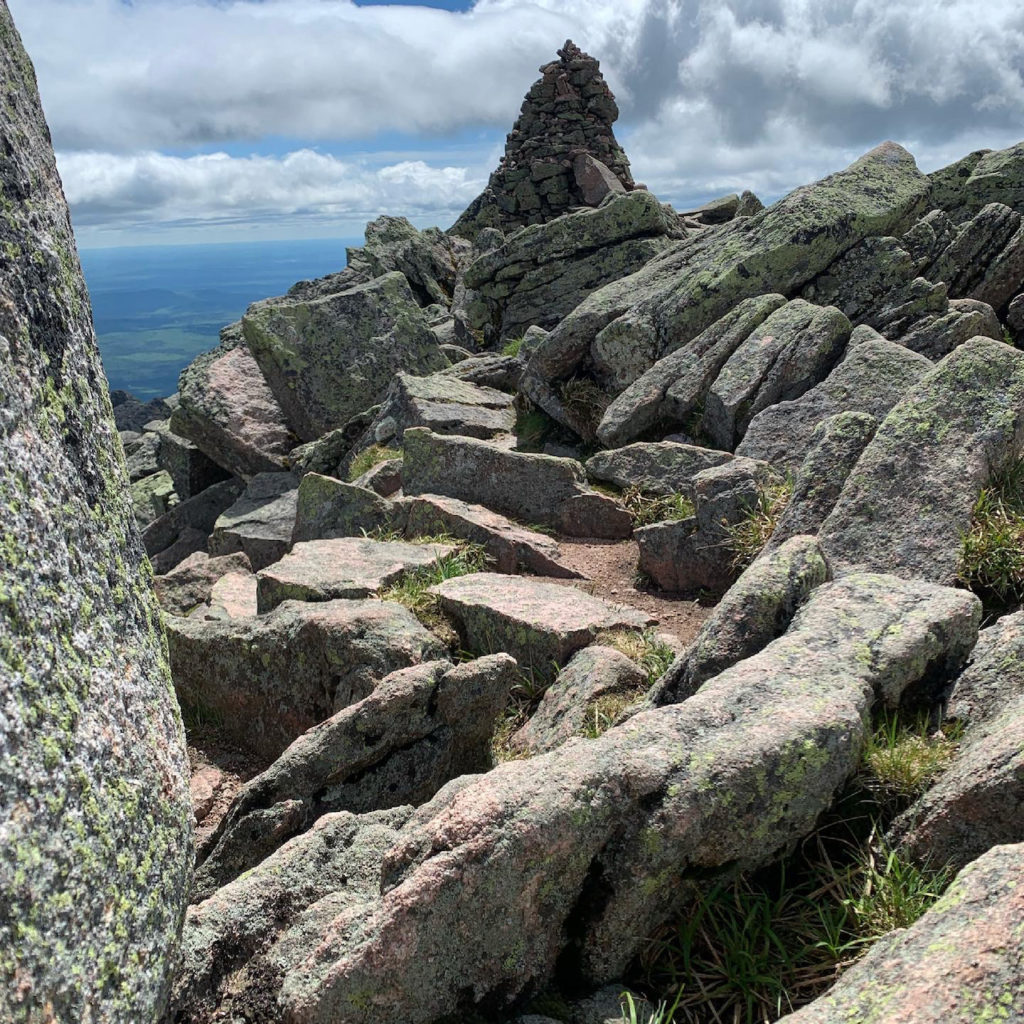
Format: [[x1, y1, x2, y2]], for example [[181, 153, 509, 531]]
[[923, 202, 1021, 300], [354, 371, 515, 449], [969, 223, 1024, 313], [461, 190, 678, 343], [819, 337, 1024, 583], [636, 457, 780, 595], [208, 471, 299, 571], [190, 766, 222, 825], [189, 570, 257, 622], [737, 335, 931, 472], [652, 536, 828, 705], [432, 573, 654, 680], [894, 296, 1003, 359], [243, 272, 448, 441], [777, 843, 1024, 1024], [132, 468, 177, 526], [145, 418, 232, 500], [402, 494, 579, 577], [165, 599, 446, 758], [930, 140, 1024, 219], [680, 192, 740, 225], [0, 10, 192, 1019], [585, 442, 732, 496], [124, 428, 161, 481], [573, 154, 626, 205], [291, 472, 399, 544], [439, 351, 525, 391], [167, 807, 413, 1024], [947, 611, 1024, 726], [402, 428, 631, 538], [193, 655, 517, 900], [257, 575, 977, 1023], [170, 332, 295, 478], [154, 550, 254, 615], [111, 389, 172, 432], [766, 412, 878, 550], [352, 457, 403, 497], [703, 299, 851, 451], [523, 143, 929, 426], [596, 294, 786, 446], [450, 41, 634, 239], [255, 538, 456, 613], [141, 477, 244, 563], [512, 646, 647, 754]]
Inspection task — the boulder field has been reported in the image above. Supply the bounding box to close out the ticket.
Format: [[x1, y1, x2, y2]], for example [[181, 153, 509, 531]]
[[2, 14, 1024, 1024]]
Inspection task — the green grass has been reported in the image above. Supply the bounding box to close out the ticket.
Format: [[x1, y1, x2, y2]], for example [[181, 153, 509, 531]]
[[724, 478, 793, 572], [957, 457, 1024, 611], [514, 400, 554, 451], [377, 541, 488, 646], [501, 335, 525, 357], [596, 628, 676, 684], [347, 444, 401, 482], [490, 661, 563, 763], [632, 710, 957, 1023], [620, 487, 695, 528]]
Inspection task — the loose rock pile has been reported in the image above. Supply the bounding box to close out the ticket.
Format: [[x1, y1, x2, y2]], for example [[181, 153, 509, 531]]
[[3, 16, 1024, 1024]]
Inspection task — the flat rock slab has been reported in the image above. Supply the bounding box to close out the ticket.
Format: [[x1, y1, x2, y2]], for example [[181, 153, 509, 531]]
[[165, 599, 447, 759], [155, 550, 254, 615], [402, 493, 579, 578], [189, 571, 258, 621], [819, 336, 1024, 584], [585, 442, 733, 496], [778, 843, 1024, 1024], [291, 472, 400, 544], [402, 428, 631, 539], [208, 471, 299, 570], [432, 573, 654, 679], [256, 538, 456, 613]]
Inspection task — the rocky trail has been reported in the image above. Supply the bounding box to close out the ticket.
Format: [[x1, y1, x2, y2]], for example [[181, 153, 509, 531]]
[[3, 17, 1024, 1024]]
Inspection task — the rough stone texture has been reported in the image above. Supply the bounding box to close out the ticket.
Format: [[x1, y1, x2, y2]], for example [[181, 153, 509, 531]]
[[766, 412, 878, 550], [167, 807, 413, 1024], [736, 335, 931, 473], [353, 371, 515, 449], [450, 41, 635, 239], [923, 202, 1021, 300], [207, 472, 299, 571], [141, 477, 244, 565], [402, 428, 631, 538], [255, 538, 456, 613], [439, 351, 525, 391], [170, 331, 295, 478], [777, 843, 1024, 1024], [703, 299, 851, 451], [165, 599, 446, 759], [819, 337, 1024, 583], [243, 272, 448, 441], [523, 142, 929, 428], [131, 468, 177, 526], [124, 428, 161, 481], [352, 457, 403, 497], [929, 141, 1024, 220], [888, 695, 1024, 872], [193, 655, 517, 900], [154, 550, 254, 615], [573, 154, 626, 205], [511, 646, 648, 754], [432, 573, 654, 680], [584, 442, 733, 496], [402, 494, 579, 577], [246, 574, 978, 1023], [189, 570, 257, 622], [291, 472, 400, 544], [111, 389, 172, 432], [947, 610, 1024, 726], [460, 190, 678, 343], [635, 457, 780, 595], [0, 9, 192, 1020], [894, 296, 1003, 359], [652, 536, 829, 705], [596, 294, 787, 447]]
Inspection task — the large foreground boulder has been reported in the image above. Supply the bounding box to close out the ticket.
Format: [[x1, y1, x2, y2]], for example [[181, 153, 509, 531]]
[[0, 10, 192, 1020]]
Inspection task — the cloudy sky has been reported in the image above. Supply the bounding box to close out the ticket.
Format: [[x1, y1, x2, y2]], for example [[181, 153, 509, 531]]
[[9, 0, 1024, 248]]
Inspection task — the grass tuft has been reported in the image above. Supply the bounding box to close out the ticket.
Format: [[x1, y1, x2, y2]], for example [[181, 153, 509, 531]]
[[514, 399, 554, 451], [501, 335, 525, 357], [559, 376, 610, 438], [957, 457, 1024, 610], [595, 628, 676, 684], [347, 444, 401, 482], [620, 486, 695, 528], [724, 478, 793, 572], [490, 661, 562, 763]]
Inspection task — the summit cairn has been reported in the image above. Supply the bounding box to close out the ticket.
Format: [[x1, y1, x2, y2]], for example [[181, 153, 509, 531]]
[[451, 40, 636, 238]]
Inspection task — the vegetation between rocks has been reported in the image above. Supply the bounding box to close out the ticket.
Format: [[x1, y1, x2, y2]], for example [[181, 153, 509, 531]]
[[957, 456, 1024, 611], [620, 486, 696, 528], [559, 376, 611, 438], [346, 443, 401, 481], [724, 478, 794, 572]]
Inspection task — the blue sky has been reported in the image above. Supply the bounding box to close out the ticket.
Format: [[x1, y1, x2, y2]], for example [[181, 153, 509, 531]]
[[8, 0, 1024, 247]]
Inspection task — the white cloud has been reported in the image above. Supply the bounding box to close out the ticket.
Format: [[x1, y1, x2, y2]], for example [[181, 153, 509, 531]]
[[9, 0, 1024, 241]]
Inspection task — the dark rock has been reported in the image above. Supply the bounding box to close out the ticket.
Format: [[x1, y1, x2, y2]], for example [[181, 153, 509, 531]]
[[573, 153, 626, 205], [208, 472, 299, 571], [145, 418, 232, 499], [585, 442, 733, 496], [819, 337, 1024, 584], [0, 9, 191, 1018], [165, 598, 447, 759], [141, 477, 244, 561], [893, 296, 1003, 359], [110, 388, 173, 432], [439, 352, 525, 391]]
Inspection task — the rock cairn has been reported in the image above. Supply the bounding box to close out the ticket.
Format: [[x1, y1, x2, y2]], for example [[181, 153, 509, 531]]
[[450, 40, 636, 238]]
